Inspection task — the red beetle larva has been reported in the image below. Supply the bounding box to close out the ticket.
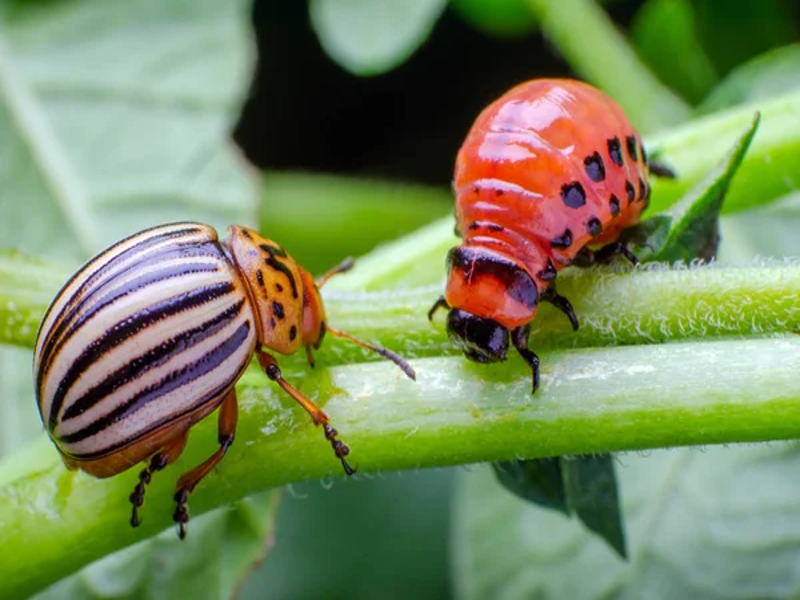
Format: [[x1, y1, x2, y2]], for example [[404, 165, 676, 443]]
[[34, 222, 415, 537], [430, 79, 674, 392]]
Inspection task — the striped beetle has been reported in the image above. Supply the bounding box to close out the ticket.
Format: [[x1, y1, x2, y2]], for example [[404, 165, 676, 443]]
[[34, 222, 415, 538]]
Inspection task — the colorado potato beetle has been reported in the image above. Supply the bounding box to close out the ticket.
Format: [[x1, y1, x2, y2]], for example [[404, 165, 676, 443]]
[[430, 79, 674, 392], [35, 222, 415, 537]]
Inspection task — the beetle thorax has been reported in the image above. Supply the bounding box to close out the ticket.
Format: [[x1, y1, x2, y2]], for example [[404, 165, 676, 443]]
[[225, 226, 305, 355]]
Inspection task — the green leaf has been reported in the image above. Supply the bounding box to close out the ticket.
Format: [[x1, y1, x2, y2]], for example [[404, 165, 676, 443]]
[[645, 88, 800, 217], [693, 0, 799, 76], [492, 459, 569, 515], [563, 455, 626, 559], [309, 0, 448, 76], [32, 491, 279, 600], [450, 0, 539, 37], [630, 0, 718, 104], [454, 445, 800, 600], [701, 43, 800, 113], [633, 111, 760, 262]]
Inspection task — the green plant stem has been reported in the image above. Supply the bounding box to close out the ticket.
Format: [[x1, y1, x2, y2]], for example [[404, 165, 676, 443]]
[[2, 336, 800, 598], [524, 0, 692, 132]]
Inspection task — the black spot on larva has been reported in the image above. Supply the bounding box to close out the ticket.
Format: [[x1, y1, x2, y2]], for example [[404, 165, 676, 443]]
[[272, 301, 285, 320], [495, 189, 505, 197], [255, 270, 265, 288], [638, 177, 648, 201], [289, 325, 297, 341], [473, 186, 480, 195], [537, 259, 557, 282], [561, 182, 586, 209], [642, 144, 649, 165], [469, 221, 503, 232], [626, 136, 638, 162], [550, 229, 573, 249], [587, 217, 602, 237], [275, 283, 284, 292], [607, 137, 623, 167], [583, 152, 606, 182], [609, 194, 621, 217], [625, 181, 636, 205]]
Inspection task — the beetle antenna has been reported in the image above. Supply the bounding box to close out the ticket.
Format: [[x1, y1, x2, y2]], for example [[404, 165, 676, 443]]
[[325, 325, 416, 380], [316, 257, 355, 288]]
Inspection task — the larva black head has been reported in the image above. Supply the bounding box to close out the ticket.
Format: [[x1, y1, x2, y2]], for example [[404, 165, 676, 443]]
[[446, 309, 509, 364]]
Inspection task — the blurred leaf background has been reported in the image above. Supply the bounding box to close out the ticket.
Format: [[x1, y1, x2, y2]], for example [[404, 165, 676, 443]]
[[1, 0, 799, 598]]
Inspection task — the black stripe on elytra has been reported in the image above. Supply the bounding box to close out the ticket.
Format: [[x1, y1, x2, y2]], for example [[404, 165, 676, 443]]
[[47, 282, 235, 431], [39, 240, 221, 382], [39, 252, 222, 395], [259, 244, 298, 299], [41, 226, 204, 347], [62, 299, 246, 421], [60, 320, 251, 446], [447, 246, 538, 310]]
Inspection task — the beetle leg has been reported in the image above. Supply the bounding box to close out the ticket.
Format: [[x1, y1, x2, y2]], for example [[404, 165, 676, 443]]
[[511, 326, 540, 394], [541, 286, 579, 331], [130, 432, 187, 529], [173, 387, 238, 539], [256, 349, 355, 476]]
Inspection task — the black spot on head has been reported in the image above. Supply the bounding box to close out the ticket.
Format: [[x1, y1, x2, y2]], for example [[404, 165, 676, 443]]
[[583, 152, 605, 183], [607, 137, 623, 167], [625, 181, 636, 205], [289, 325, 297, 341], [609, 194, 621, 217], [587, 217, 602, 237], [550, 228, 573, 249], [561, 182, 586, 209], [626, 136, 639, 162], [255, 270, 265, 288], [275, 283, 284, 292], [638, 177, 648, 201], [272, 301, 285, 320], [537, 259, 557, 282]]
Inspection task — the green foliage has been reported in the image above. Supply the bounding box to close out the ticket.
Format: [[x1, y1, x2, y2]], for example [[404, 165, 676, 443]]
[[0, 1, 799, 599], [308, 0, 448, 76]]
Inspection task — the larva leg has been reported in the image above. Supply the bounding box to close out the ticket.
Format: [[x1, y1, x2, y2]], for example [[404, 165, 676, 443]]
[[541, 287, 579, 331], [511, 326, 540, 394], [575, 242, 639, 267], [173, 387, 238, 539], [130, 432, 187, 530], [256, 349, 354, 476], [427, 295, 450, 322]]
